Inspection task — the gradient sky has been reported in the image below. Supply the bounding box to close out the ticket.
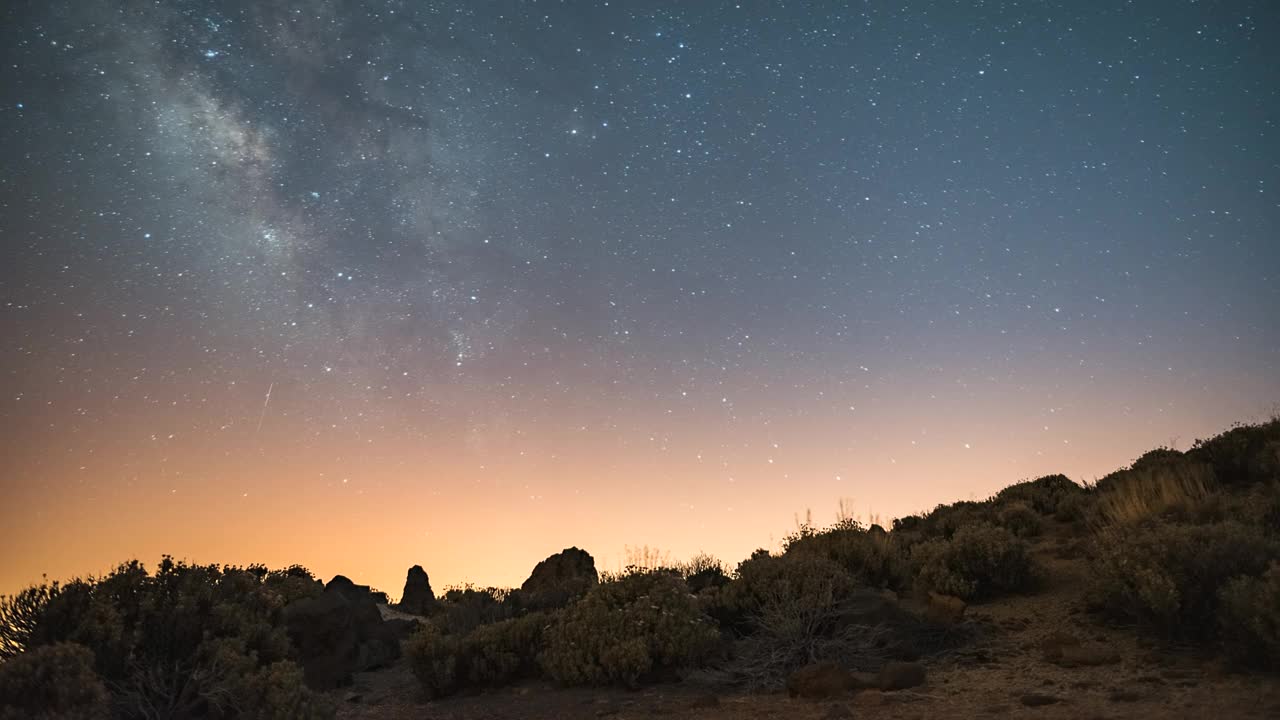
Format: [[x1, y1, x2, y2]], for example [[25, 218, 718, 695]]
[[1, 0, 1278, 599]]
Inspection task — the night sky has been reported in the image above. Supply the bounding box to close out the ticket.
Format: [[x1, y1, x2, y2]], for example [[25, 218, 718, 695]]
[[2, 1, 1278, 597]]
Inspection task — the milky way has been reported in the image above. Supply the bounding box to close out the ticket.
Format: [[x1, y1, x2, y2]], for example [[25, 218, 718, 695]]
[[2, 1, 1278, 594]]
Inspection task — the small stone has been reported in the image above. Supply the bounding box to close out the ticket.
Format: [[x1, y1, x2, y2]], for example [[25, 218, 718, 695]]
[[823, 703, 854, 719], [854, 689, 885, 707], [926, 592, 967, 624], [788, 662, 857, 699], [1020, 693, 1061, 707], [877, 661, 927, 691], [688, 694, 720, 709]]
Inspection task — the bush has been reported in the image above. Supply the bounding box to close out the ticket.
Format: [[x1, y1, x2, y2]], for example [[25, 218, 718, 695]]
[[911, 523, 1038, 601], [1089, 521, 1279, 638], [781, 523, 909, 590], [434, 586, 519, 636], [680, 553, 731, 594], [996, 501, 1044, 538], [407, 613, 549, 698], [1218, 564, 1280, 669], [0, 581, 56, 661], [240, 661, 335, 720], [995, 474, 1086, 518], [0, 642, 109, 720], [902, 501, 1000, 541], [404, 624, 461, 698], [3, 557, 330, 719], [541, 572, 718, 687], [1188, 418, 1280, 487]]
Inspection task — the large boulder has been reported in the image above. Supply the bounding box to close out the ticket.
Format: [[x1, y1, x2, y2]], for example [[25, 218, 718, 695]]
[[284, 576, 403, 690], [518, 547, 598, 610], [399, 565, 438, 615]]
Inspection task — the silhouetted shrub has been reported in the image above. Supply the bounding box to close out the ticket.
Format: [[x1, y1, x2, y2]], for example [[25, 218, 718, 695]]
[[680, 553, 731, 594], [434, 586, 519, 636], [0, 581, 56, 661], [3, 557, 331, 719], [404, 624, 460, 699], [911, 523, 1038, 601], [904, 501, 1000, 541], [406, 611, 549, 698], [1188, 418, 1280, 487], [240, 660, 335, 720], [0, 642, 109, 720], [996, 501, 1044, 538], [1089, 521, 1279, 639], [782, 522, 909, 590], [995, 474, 1086, 518], [1218, 564, 1280, 669], [541, 571, 718, 687]]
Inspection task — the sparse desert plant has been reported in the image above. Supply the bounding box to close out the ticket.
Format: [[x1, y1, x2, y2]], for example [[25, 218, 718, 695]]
[[1091, 457, 1216, 527], [0, 642, 109, 720], [1218, 564, 1280, 669], [540, 571, 718, 687], [911, 523, 1038, 601], [727, 553, 873, 684], [1089, 521, 1279, 638], [621, 544, 675, 573]]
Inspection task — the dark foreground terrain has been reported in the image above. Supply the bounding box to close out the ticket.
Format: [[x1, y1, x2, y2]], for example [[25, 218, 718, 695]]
[[3, 418, 1278, 718]]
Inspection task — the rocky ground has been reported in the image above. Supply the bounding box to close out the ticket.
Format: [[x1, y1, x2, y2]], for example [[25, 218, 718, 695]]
[[329, 523, 1280, 719]]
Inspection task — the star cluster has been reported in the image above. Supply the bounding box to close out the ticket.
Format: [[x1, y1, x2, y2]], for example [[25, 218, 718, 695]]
[[1, 1, 1277, 593]]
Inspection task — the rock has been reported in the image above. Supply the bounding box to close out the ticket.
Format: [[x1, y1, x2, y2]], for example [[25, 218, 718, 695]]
[[877, 661, 926, 691], [399, 565, 438, 615], [519, 547, 599, 610], [1109, 690, 1143, 703], [688, 694, 720, 709], [1041, 630, 1120, 667], [854, 689, 885, 707], [1020, 693, 1060, 707], [1057, 644, 1121, 667], [925, 592, 967, 624], [284, 577, 403, 690], [284, 590, 360, 690], [788, 662, 858, 699], [382, 617, 420, 641], [823, 703, 854, 719]]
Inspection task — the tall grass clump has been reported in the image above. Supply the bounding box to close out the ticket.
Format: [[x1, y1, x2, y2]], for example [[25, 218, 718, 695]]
[[1091, 454, 1217, 527]]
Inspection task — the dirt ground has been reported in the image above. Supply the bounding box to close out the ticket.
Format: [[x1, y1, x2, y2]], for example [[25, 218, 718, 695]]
[[331, 525, 1280, 719]]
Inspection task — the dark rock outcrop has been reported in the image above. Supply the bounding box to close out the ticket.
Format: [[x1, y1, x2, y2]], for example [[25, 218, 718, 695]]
[[518, 547, 598, 610], [399, 565, 438, 615], [284, 576, 404, 690]]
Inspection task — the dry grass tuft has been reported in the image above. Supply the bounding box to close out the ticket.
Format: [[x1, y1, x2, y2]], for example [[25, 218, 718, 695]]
[[1092, 460, 1216, 527]]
